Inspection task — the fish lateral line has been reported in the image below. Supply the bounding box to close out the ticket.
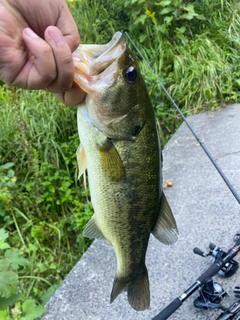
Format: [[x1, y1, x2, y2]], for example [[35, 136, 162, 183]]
[[124, 32, 240, 205]]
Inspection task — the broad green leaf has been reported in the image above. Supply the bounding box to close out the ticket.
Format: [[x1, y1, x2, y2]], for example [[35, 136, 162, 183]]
[[185, 4, 195, 12], [131, 0, 144, 3], [0, 243, 10, 250], [0, 310, 7, 320], [134, 14, 146, 25], [0, 271, 18, 298], [181, 12, 198, 20], [0, 229, 8, 243], [7, 170, 15, 178], [4, 250, 30, 270], [164, 16, 173, 25], [21, 300, 45, 320], [156, 0, 171, 6], [0, 294, 22, 310], [0, 230, 10, 250], [160, 7, 174, 15], [235, 79, 240, 86], [139, 34, 147, 43], [41, 284, 59, 306], [0, 259, 11, 271], [0, 163, 14, 170], [196, 14, 205, 20], [177, 26, 186, 33], [157, 24, 167, 33], [27, 244, 37, 253]]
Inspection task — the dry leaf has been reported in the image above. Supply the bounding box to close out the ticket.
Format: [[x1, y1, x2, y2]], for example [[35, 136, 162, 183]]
[[164, 179, 173, 189]]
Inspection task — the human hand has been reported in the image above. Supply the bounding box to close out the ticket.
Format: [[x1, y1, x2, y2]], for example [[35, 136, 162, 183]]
[[0, 0, 85, 106]]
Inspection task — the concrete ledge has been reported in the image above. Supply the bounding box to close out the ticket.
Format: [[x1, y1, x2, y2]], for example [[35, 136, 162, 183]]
[[41, 104, 240, 320]]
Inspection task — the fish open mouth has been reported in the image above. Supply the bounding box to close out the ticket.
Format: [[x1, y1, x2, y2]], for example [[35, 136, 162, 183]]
[[73, 32, 126, 94]]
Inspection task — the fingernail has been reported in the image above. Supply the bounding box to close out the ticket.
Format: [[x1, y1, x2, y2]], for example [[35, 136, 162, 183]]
[[24, 28, 39, 39], [49, 27, 64, 45]]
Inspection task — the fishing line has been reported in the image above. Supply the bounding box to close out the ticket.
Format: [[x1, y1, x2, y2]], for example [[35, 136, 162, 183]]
[[125, 31, 240, 205]]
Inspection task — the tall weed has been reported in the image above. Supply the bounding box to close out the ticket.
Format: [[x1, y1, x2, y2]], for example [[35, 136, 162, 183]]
[[0, 86, 93, 314]]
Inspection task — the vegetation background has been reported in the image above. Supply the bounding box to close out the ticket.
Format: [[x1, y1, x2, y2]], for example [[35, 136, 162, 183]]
[[0, 0, 240, 318]]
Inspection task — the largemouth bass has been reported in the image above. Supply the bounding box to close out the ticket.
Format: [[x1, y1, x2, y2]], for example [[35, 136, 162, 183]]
[[73, 32, 178, 311]]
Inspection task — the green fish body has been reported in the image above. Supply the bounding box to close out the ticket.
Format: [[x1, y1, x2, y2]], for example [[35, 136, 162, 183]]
[[74, 32, 178, 311]]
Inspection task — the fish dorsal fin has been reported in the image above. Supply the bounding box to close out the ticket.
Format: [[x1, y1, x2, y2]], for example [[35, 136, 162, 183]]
[[96, 135, 125, 181], [76, 143, 87, 178], [83, 216, 106, 239], [152, 192, 178, 245]]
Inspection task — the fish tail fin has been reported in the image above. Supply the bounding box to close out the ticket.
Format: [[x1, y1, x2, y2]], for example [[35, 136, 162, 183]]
[[128, 269, 150, 311], [110, 268, 150, 311], [110, 277, 127, 304]]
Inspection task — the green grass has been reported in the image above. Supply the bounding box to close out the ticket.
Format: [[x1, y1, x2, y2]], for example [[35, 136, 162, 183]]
[[0, 87, 93, 318], [0, 0, 240, 318]]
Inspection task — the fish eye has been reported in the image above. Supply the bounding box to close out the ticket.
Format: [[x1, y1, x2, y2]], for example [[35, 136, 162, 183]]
[[124, 66, 137, 83]]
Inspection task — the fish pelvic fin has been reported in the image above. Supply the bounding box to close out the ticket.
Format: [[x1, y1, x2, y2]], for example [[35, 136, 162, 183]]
[[152, 192, 178, 245], [110, 269, 150, 311], [83, 216, 106, 240], [76, 143, 87, 178]]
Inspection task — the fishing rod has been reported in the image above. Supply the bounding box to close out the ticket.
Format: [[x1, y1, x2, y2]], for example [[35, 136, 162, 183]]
[[125, 32, 240, 204], [152, 234, 240, 320]]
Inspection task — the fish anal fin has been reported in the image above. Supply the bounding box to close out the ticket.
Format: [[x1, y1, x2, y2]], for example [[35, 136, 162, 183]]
[[96, 136, 125, 181], [152, 192, 178, 245], [76, 143, 87, 178], [110, 268, 150, 311], [83, 216, 106, 240]]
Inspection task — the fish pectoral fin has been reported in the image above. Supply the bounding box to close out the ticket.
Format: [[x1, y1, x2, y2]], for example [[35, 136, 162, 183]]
[[76, 143, 87, 178], [152, 192, 178, 245], [96, 135, 125, 181], [110, 268, 150, 311], [83, 216, 106, 240]]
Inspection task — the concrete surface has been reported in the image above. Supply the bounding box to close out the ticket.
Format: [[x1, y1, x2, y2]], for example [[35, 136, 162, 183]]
[[41, 103, 240, 320]]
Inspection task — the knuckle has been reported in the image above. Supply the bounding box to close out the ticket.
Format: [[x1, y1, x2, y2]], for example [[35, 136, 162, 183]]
[[60, 52, 73, 66]]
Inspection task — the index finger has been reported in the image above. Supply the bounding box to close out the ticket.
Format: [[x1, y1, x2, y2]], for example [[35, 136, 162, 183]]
[[44, 26, 74, 93]]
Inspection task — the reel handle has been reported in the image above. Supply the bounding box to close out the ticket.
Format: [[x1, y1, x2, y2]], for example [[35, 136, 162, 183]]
[[193, 247, 207, 257], [209, 243, 217, 250]]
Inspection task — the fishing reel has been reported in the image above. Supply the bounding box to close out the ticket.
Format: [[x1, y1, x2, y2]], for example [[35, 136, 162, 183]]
[[193, 242, 239, 278], [152, 234, 240, 320], [193, 277, 227, 310], [216, 286, 240, 320], [193, 240, 239, 310]]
